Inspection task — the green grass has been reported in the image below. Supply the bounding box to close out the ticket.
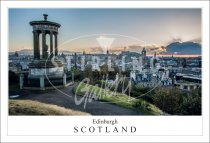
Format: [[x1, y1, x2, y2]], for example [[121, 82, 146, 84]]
[[73, 83, 164, 115], [9, 100, 90, 116]]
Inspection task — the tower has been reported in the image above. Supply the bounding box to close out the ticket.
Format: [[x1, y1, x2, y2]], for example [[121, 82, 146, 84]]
[[142, 48, 147, 65], [154, 51, 156, 58], [142, 48, 146, 57], [106, 48, 109, 55], [29, 14, 64, 79]]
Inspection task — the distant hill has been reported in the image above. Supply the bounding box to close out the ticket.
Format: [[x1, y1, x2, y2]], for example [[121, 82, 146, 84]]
[[163, 42, 201, 55], [17, 49, 33, 55], [59, 50, 77, 55], [10, 49, 80, 56]]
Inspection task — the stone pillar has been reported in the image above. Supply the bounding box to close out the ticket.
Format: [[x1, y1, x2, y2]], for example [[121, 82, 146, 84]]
[[42, 31, 46, 59], [33, 31, 40, 59], [63, 73, 66, 86], [50, 31, 53, 58], [54, 33, 58, 56], [19, 74, 24, 89], [33, 31, 37, 59], [187, 85, 191, 91], [180, 84, 184, 90], [40, 76, 45, 90], [66, 56, 72, 71], [37, 32, 40, 59]]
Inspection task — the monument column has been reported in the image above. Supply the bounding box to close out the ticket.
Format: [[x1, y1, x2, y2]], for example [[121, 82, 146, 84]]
[[37, 31, 40, 59], [42, 31, 46, 59], [33, 31, 37, 59], [19, 74, 24, 89], [50, 31, 53, 58], [54, 32, 58, 56], [33, 30, 39, 59]]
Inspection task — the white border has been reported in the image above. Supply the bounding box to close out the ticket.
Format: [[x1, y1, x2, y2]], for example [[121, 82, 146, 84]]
[[1, 1, 209, 142]]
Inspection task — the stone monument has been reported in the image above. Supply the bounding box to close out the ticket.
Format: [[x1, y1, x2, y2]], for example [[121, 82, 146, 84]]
[[25, 14, 66, 89]]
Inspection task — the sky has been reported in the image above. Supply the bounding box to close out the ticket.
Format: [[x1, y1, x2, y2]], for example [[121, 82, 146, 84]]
[[9, 9, 201, 52]]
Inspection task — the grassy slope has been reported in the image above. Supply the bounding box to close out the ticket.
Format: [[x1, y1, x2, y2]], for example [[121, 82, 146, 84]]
[[73, 83, 164, 115], [9, 100, 90, 116]]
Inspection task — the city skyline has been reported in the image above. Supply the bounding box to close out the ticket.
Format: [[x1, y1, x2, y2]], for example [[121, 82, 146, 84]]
[[9, 8, 201, 52]]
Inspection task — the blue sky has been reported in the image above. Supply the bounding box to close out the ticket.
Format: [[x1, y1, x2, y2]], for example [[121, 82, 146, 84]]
[[9, 9, 201, 52]]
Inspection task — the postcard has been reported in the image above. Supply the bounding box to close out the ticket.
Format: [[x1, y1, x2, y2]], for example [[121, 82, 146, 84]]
[[1, 0, 209, 142]]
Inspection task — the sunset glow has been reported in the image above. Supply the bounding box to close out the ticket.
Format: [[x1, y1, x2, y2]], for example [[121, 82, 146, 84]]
[[9, 9, 201, 53]]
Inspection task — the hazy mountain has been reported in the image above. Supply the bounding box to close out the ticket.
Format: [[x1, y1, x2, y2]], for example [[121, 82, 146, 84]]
[[15, 49, 33, 55], [163, 42, 201, 55]]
